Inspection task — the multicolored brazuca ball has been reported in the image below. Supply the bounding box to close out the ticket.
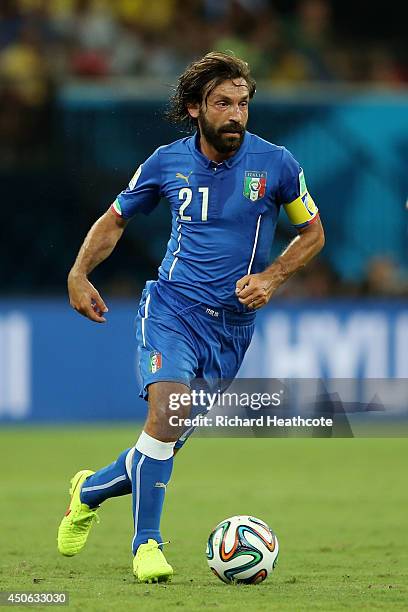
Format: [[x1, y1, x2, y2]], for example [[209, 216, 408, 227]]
[[206, 515, 279, 584]]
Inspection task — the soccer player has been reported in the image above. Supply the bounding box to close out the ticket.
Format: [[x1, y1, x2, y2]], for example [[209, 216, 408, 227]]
[[57, 52, 324, 582]]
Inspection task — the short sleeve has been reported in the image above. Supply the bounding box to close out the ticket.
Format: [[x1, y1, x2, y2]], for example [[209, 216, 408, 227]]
[[111, 149, 162, 219], [277, 147, 318, 228]]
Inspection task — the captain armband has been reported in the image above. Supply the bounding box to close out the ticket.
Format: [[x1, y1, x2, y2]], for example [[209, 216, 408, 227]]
[[283, 169, 319, 228]]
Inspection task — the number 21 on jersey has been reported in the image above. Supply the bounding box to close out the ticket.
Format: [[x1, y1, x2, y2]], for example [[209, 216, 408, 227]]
[[178, 187, 209, 221]]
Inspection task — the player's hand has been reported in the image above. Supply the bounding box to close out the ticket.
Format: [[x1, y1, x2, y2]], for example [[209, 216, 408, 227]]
[[235, 272, 276, 310], [68, 271, 109, 323]]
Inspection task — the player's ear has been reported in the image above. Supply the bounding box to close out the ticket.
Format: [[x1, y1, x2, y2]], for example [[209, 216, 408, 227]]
[[187, 103, 200, 119]]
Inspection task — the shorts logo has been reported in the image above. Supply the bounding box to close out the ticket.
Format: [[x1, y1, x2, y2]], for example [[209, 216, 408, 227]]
[[206, 307, 219, 318], [150, 351, 162, 373], [243, 171, 267, 202]]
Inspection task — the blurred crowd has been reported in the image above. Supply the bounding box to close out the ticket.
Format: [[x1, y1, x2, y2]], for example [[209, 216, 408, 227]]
[[1, 0, 407, 299], [102, 254, 408, 300], [0, 0, 406, 87], [274, 255, 408, 300], [1, 0, 406, 164], [95, 250, 408, 300]]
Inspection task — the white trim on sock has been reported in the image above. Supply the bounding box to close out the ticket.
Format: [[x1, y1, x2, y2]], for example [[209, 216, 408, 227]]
[[132, 454, 146, 551], [125, 447, 136, 480], [82, 474, 127, 492], [135, 431, 175, 461], [178, 425, 195, 443]]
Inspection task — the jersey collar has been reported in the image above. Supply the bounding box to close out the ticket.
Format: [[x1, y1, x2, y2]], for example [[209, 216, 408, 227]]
[[189, 131, 251, 169]]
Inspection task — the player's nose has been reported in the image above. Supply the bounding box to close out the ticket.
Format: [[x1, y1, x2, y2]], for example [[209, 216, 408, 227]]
[[229, 103, 244, 122]]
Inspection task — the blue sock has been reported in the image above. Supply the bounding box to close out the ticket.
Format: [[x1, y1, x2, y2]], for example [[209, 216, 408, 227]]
[[131, 432, 174, 555], [80, 447, 133, 507]]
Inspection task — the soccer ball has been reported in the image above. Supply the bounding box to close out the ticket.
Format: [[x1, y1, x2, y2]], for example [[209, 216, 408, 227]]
[[206, 515, 279, 584]]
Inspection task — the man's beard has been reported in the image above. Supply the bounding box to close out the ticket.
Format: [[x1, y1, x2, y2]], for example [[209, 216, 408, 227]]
[[199, 112, 245, 154]]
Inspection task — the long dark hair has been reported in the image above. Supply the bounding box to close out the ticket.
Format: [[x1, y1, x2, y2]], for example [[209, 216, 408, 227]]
[[166, 51, 256, 131]]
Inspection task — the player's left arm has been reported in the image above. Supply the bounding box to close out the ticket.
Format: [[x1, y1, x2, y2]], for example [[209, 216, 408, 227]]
[[236, 149, 324, 309], [236, 216, 324, 309]]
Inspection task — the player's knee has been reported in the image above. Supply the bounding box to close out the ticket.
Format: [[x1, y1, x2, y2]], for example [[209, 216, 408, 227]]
[[149, 402, 190, 426]]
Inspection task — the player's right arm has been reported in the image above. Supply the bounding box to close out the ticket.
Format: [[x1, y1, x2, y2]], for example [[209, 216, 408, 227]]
[[68, 149, 162, 323], [68, 210, 127, 323]]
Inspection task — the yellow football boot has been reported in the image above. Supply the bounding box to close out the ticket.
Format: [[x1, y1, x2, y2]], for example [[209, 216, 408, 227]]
[[57, 470, 99, 556], [133, 539, 173, 583]]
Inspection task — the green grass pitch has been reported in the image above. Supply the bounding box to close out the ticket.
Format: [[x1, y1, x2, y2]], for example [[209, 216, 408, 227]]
[[0, 427, 407, 611]]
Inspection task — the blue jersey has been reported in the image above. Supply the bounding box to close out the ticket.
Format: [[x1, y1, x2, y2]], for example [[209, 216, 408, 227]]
[[112, 131, 318, 312]]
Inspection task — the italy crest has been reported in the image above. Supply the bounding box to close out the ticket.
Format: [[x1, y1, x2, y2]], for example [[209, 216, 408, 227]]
[[149, 350, 162, 373], [243, 171, 267, 202]]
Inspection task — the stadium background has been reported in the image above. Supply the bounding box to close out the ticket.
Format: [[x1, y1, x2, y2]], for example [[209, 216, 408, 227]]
[[1, 3, 408, 611], [0, 0, 407, 421]]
